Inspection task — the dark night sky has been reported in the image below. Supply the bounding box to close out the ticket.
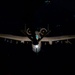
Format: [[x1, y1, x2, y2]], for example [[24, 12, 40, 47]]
[[0, 0, 75, 35]]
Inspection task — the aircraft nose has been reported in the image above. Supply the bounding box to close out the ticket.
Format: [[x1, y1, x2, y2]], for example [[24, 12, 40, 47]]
[[32, 44, 41, 53]]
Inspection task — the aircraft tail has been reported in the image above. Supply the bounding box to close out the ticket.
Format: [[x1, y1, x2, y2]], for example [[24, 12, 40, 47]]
[[21, 24, 38, 44], [38, 24, 51, 41], [21, 24, 33, 41]]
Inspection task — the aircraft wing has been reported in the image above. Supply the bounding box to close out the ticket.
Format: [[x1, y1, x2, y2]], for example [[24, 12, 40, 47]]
[[0, 34, 31, 42], [41, 35, 75, 42]]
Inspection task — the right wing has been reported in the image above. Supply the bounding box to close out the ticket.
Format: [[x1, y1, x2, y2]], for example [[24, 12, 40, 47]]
[[41, 35, 75, 44], [0, 34, 31, 43]]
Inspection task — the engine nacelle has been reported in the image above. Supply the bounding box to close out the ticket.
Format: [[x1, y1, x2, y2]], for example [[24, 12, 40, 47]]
[[21, 40, 24, 43], [40, 28, 47, 35], [26, 28, 32, 35], [49, 41, 52, 45]]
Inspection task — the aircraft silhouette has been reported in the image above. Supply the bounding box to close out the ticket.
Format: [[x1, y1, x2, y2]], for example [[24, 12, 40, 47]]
[[0, 24, 75, 53]]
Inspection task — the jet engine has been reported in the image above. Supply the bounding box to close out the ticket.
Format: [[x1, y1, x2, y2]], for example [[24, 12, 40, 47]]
[[40, 28, 47, 35], [26, 28, 32, 35]]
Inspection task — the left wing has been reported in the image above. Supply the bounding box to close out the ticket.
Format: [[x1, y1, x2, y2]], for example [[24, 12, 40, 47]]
[[41, 35, 75, 44], [0, 34, 31, 43]]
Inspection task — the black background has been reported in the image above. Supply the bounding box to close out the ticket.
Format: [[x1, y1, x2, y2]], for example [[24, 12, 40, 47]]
[[0, 0, 75, 75]]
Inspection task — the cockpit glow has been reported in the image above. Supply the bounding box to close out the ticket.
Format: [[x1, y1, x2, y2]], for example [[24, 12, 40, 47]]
[[36, 35, 39, 40]]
